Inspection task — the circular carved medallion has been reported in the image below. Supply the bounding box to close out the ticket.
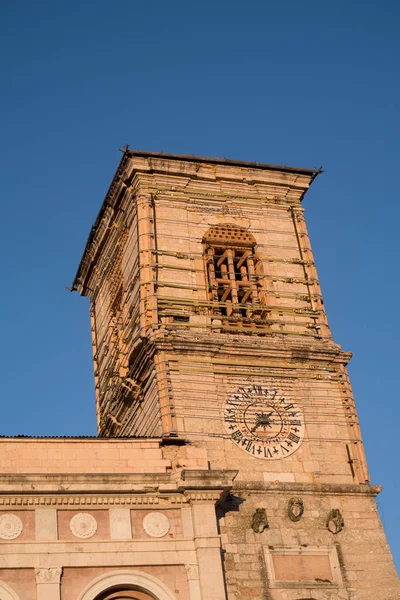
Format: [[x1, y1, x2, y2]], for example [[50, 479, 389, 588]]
[[70, 512, 97, 539], [143, 512, 170, 538], [0, 513, 23, 539], [224, 385, 305, 459]]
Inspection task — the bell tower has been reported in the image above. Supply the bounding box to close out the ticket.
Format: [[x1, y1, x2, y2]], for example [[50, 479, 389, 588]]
[[73, 150, 399, 599]]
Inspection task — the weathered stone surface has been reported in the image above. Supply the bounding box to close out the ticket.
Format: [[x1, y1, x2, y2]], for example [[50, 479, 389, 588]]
[[0, 152, 397, 600], [35, 510, 58, 541]]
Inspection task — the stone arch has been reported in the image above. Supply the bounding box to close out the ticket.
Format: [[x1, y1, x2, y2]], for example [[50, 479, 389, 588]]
[[0, 581, 21, 600], [97, 592, 152, 600], [76, 570, 178, 600], [203, 223, 257, 248]]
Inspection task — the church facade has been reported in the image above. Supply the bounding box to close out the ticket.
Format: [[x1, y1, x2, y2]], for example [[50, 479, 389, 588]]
[[0, 150, 398, 599]]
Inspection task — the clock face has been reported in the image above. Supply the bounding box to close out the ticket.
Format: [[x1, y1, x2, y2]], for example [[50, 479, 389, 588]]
[[223, 385, 305, 459]]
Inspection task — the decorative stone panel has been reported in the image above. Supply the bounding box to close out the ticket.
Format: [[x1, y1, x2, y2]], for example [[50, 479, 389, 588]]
[[0, 514, 22, 540], [70, 513, 98, 539], [109, 508, 132, 540], [263, 545, 343, 589], [143, 512, 170, 538], [35, 509, 58, 541]]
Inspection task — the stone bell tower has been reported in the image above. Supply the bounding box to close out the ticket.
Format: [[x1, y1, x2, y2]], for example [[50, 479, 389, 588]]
[[72, 149, 399, 599]]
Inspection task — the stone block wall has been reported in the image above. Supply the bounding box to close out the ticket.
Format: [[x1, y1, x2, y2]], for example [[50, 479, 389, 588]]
[[0, 442, 234, 600], [218, 485, 399, 600], [0, 438, 208, 474]]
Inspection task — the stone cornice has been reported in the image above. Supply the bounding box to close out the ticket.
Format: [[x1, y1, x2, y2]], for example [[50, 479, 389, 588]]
[[131, 166, 313, 206], [0, 469, 237, 506], [232, 481, 382, 497], [152, 334, 352, 365], [178, 470, 238, 504], [137, 182, 305, 210], [0, 472, 173, 490], [125, 149, 321, 177], [184, 491, 223, 504], [179, 469, 238, 490]]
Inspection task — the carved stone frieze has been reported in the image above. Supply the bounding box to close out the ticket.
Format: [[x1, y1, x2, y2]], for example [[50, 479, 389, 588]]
[[0, 494, 188, 507], [184, 491, 222, 504], [35, 567, 62, 584]]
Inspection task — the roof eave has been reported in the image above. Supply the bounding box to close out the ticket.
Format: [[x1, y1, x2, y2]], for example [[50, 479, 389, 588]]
[[126, 148, 323, 176]]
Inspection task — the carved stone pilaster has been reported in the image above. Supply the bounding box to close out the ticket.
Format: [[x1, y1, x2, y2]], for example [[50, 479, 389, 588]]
[[185, 564, 199, 580], [185, 564, 202, 600], [35, 567, 62, 584], [35, 567, 62, 600]]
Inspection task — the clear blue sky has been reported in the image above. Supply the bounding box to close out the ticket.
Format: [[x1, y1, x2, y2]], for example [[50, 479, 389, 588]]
[[1, 0, 399, 570]]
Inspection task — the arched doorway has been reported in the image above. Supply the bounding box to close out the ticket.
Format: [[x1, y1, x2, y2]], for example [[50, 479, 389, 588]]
[[96, 590, 154, 600], [77, 570, 178, 600], [0, 581, 21, 600]]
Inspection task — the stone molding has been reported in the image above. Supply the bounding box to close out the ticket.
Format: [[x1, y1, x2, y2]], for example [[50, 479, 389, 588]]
[[0, 471, 171, 487], [184, 491, 223, 504], [180, 469, 238, 484], [234, 481, 382, 496], [76, 569, 178, 600], [0, 495, 180, 507], [0, 469, 238, 507], [151, 188, 303, 208], [153, 334, 351, 364], [35, 567, 62, 584], [0, 540, 199, 571], [0, 482, 380, 509], [179, 469, 237, 504]]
